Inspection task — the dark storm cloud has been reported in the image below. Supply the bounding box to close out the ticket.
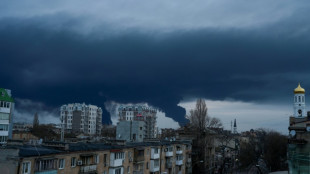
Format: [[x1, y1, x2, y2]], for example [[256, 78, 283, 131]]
[[1, 8, 310, 124]]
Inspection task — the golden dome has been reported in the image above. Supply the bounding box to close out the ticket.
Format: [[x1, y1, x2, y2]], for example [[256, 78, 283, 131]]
[[294, 83, 305, 94]]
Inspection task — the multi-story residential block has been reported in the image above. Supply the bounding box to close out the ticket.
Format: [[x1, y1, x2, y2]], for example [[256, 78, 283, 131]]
[[60, 103, 102, 135], [116, 106, 157, 142], [0, 88, 14, 144], [0, 140, 191, 174]]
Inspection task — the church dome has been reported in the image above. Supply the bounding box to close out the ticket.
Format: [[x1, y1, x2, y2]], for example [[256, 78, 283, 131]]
[[294, 83, 305, 94]]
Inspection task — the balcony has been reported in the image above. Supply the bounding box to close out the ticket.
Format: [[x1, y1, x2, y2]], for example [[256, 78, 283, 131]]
[[110, 159, 123, 167], [109, 167, 123, 174], [176, 149, 183, 155], [134, 155, 144, 163], [166, 151, 173, 157], [80, 165, 97, 173], [165, 161, 172, 168], [151, 148, 160, 159], [134, 149, 145, 163], [150, 160, 160, 172], [176, 160, 183, 166], [0, 107, 10, 113]]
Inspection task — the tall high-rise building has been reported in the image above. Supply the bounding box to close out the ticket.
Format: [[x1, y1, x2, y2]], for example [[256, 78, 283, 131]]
[[116, 105, 157, 142], [0, 88, 14, 144], [60, 103, 102, 135]]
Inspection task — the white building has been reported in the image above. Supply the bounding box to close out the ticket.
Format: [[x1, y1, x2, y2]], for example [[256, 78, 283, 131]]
[[0, 88, 14, 144], [117, 105, 157, 141], [60, 103, 102, 135]]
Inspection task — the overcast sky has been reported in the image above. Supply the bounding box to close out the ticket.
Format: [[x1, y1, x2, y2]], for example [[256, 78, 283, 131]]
[[1, 0, 310, 134]]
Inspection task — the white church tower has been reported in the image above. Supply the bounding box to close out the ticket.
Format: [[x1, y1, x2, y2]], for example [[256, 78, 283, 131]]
[[294, 83, 306, 117]]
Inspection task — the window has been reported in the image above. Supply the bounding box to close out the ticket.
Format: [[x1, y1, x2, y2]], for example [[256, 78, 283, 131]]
[[146, 162, 149, 169], [71, 157, 76, 167], [59, 159, 65, 169], [35, 159, 57, 171], [154, 159, 159, 167], [127, 166, 130, 174], [104, 154, 107, 167], [0, 113, 9, 120], [0, 136, 8, 143], [22, 162, 31, 174], [95, 155, 99, 164], [115, 152, 124, 159], [0, 124, 8, 131], [140, 127, 142, 130], [115, 168, 121, 174], [133, 134, 136, 141], [299, 96, 301, 102], [154, 148, 159, 154]]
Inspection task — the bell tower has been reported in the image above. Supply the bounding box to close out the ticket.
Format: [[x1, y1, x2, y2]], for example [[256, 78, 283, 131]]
[[294, 83, 306, 117]]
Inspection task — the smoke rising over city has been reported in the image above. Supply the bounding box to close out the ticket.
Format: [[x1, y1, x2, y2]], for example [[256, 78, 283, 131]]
[[1, 0, 310, 132]]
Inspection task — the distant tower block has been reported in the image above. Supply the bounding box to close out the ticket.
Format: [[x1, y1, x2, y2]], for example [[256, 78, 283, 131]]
[[231, 120, 233, 133], [233, 119, 237, 134], [293, 83, 306, 117]]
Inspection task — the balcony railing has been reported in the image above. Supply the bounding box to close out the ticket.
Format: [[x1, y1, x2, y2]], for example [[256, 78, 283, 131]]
[[176, 149, 183, 154], [166, 151, 173, 157], [176, 160, 183, 166], [110, 159, 123, 167], [80, 165, 97, 173]]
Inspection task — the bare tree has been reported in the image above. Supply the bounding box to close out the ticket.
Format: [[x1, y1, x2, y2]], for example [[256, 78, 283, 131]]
[[187, 98, 223, 173], [187, 98, 222, 130]]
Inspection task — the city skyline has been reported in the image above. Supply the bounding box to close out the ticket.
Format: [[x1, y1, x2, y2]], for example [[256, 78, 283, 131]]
[[1, 0, 310, 134]]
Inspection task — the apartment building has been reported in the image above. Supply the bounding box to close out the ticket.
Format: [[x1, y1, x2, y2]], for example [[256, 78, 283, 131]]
[[60, 103, 102, 135], [0, 140, 191, 174], [117, 106, 157, 142], [0, 88, 14, 144]]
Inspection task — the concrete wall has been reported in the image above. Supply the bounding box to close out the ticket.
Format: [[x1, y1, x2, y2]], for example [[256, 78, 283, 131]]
[[116, 121, 145, 142], [0, 148, 19, 174]]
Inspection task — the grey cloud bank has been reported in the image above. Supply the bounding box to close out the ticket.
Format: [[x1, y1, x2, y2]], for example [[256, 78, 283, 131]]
[[1, 0, 310, 131]]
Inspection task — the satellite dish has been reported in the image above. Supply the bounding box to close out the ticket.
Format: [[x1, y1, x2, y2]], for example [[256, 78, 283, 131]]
[[290, 130, 296, 137]]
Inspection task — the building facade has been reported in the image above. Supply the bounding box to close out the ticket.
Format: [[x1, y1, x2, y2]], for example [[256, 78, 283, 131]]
[[0, 88, 14, 144], [0, 140, 191, 174], [60, 103, 102, 135], [117, 105, 157, 142]]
